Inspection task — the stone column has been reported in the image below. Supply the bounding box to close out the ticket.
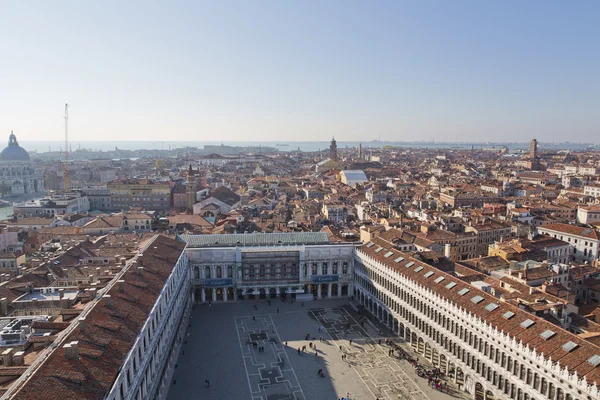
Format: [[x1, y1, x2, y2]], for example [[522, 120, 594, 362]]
[[201, 288, 206, 302], [212, 289, 217, 302], [223, 287, 228, 302], [191, 290, 196, 303], [326, 283, 331, 298], [337, 284, 342, 297], [317, 284, 322, 298]]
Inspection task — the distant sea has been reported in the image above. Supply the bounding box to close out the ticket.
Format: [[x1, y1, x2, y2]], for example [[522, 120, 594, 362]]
[[18, 140, 597, 153]]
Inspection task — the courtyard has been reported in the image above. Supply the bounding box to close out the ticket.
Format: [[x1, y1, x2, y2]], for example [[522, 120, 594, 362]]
[[167, 298, 467, 400]]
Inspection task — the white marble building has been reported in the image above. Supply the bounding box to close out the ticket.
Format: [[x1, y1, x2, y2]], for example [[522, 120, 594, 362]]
[[0, 132, 44, 196], [181, 232, 356, 303]]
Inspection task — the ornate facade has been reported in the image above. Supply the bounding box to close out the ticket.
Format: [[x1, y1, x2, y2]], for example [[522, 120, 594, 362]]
[[0, 132, 44, 196], [182, 232, 355, 303]]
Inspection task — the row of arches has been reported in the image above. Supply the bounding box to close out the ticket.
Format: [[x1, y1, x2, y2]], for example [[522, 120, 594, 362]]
[[353, 259, 579, 400]]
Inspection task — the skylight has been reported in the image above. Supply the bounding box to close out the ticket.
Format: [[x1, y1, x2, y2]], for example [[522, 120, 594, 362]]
[[434, 276, 445, 283], [445, 282, 457, 289], [588, 355, 600, 367], [502, 311, 515, 319], [424, 271, 434, 278], [540, 330, 556, 340], [471, 295, 484, 303], [485, 303, 499, 312], [562, 341, 578, 352], [394, 256, 404, 263], [520, 319, 535, 329], [366, 242, 375, 248], [414, 266, 424, 273], [384, 251, 393, 258], [406, 261, 415, 268], [458, 288, 470, 296], [375, 247, 383, 253]]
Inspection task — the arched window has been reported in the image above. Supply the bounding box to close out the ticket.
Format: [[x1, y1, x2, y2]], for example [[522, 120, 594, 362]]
[[216, 266, 222, 278], [227, 265, 233, 278], [205, 266, 211, 279]]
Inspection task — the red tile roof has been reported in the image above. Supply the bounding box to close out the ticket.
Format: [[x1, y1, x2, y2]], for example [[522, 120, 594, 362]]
[[11, 235, 185, 400]]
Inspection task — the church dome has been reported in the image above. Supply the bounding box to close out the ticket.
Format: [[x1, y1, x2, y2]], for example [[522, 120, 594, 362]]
[[0, 132, 30, 161]]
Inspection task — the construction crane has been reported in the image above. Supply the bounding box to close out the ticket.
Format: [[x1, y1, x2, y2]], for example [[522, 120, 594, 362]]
[[63, 103, 70, 191]]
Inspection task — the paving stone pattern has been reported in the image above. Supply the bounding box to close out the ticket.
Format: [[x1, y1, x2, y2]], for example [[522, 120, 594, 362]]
[[309, 305, 426, 400], [235, 314, 305, 400]]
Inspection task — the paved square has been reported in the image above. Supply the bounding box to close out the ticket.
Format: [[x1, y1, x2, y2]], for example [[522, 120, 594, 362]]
[[167, 299, 463, 400]]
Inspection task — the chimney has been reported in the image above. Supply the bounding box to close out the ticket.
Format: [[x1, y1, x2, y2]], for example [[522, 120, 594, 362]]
[[0, 298, 8, 316], [444, 243, 451, 258], [1, 348, 12, 366], [12, 351, 24, 366], [137, 267, 144, 276], [103, 294, 113, 308], [118, 280, 125, 292], [58, 289, 64, 300], [79, 317, 87, 333], [64, 341, 79, 360]]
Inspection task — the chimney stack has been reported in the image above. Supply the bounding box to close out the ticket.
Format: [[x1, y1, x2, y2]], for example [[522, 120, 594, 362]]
[[58, 289, 64, 300], [137, 267, 144, 276], [79, 317, 87, 333], [103, 294, 113, 308], [118, 280, 125, 292], [0, 298, 8, 316], [64, 341, 79, 360], [1, 349, 12, 366], [12, 351, 24, 366]]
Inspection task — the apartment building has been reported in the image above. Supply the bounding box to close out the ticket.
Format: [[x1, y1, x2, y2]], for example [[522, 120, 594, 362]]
[[537, 223, 600, 263], [108, 179, 171, 210]]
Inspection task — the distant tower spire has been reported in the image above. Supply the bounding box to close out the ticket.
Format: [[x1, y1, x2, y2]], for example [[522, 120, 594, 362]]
[[186, 164, 196, 211], [358, 142, 362, 159], [330, 137, 338, 161], [530, 138, 538, 160]]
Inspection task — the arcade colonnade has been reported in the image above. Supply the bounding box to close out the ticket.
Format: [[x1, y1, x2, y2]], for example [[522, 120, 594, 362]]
[[190, 262, 351, 302], [353, 249, 585, 400]]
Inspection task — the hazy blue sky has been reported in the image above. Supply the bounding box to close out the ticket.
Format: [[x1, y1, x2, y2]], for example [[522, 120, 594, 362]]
[[1, 1, 598, 143]]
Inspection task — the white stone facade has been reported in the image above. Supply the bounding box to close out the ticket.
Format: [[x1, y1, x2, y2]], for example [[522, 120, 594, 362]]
[[187, 242, 355, 302], [0, 133, 44, 197]]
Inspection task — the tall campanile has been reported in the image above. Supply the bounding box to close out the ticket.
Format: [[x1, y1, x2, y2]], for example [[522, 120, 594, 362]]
[[530, 138, 538, 160], [330, 137, 337, 161]]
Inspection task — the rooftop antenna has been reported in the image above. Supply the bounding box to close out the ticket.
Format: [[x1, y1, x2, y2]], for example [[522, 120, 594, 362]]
[[63, 103, 70, 191]]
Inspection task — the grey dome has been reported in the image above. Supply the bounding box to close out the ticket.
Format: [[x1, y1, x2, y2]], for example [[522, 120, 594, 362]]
[[0, 132, 30, 161]]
